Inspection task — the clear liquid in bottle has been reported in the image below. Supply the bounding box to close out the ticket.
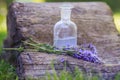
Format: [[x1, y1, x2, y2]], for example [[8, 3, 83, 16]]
[[54, 3, 77, 49]]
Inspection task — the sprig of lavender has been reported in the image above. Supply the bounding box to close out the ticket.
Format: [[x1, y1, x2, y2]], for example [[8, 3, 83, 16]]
[[73, 44, 101, 64], [3, 39, 101, 64], [60, 43, 101, 64], [73, 50, 101, 64]]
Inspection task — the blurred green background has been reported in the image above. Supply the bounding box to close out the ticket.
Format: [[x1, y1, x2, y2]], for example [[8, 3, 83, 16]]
[[0, 0, 120, 50]]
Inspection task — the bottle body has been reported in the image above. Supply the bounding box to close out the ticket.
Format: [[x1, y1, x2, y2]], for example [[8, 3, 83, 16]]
[[54, 20, 77, 48], [53, 3, 77, 49]]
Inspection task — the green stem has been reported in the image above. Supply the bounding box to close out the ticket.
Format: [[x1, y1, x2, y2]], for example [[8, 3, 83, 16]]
[[29, 38, 39, 44], [24, 41, 40, 48], [24, 49, 39, 52], [3, 47, 24, 52], [3, 41, 76, 56]]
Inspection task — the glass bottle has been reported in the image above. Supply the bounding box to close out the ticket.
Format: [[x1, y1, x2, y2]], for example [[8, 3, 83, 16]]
[[54, 3, 77, 49]]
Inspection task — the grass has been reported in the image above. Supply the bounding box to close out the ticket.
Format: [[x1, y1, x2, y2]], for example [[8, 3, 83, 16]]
[[44, 67, 100, 80], [26, 64, 100, 80], [0, 60, 18, 80], [0, 17, 7, 53], [15, 0, 45, 2], [114, 13, 120, 33], [26, 65, 120, 80]]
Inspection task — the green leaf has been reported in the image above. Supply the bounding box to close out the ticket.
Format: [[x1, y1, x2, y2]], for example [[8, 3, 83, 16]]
[[115, 72, 120, 80]]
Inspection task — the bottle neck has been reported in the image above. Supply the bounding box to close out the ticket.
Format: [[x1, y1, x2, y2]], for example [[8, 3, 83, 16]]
[[61, 9, 71, 21]]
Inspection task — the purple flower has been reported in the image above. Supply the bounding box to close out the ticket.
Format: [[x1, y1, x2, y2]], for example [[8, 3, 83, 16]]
[[54, 47, 60, 50], [72, 47, 101, 64], [73, 53, 79, 58], [60, 58, 65, 63], [73, 53, 82, 59], [57, 43, 101, 64], [80, 43, 97, 54], [88, 43, 97, 54], [79, 49, 84, 53], [63, 47, 70, 51]]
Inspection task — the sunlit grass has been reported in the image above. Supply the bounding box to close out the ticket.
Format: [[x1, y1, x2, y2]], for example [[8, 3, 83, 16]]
[[114, 13, 120, 33], [15, 0, 45, 2], [0, 16, 7, 53], [0, 18, 7, 33], [34, 0, 45, 2]]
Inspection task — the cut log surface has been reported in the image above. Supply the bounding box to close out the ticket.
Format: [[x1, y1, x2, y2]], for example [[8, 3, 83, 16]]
[[5, 2, 120, 80], [18, 52, 120, 80]]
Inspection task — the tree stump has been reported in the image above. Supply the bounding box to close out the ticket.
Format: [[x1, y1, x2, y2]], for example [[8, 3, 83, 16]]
[[4, 2, 120, 80]]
